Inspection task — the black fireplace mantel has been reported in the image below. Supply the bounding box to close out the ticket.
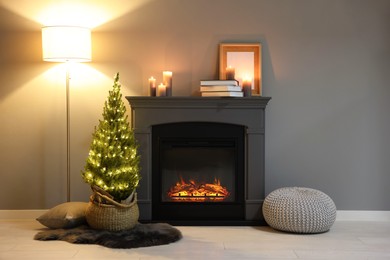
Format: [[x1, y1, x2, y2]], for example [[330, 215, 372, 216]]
[[126, 96, 270, 109], [126, 96, 271, 225]]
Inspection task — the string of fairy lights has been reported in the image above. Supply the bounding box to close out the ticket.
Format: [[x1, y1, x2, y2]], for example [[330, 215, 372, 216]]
[[81, 73, 140, 201]]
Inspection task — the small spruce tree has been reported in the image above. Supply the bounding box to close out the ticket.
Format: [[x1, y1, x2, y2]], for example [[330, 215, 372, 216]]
[[81, 73, 140, 202]]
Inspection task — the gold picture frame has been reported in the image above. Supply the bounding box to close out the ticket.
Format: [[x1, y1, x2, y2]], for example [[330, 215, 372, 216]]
[[219, 43, 262, 95]]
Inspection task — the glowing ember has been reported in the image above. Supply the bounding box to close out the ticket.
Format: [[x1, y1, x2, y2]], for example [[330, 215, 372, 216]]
[[167, 176, 230, 202]]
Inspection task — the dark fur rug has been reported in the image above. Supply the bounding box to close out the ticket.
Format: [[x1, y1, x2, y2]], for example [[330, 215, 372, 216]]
[[34, 223, 182, 249]]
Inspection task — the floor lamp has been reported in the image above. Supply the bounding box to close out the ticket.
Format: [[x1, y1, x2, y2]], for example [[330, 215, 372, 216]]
[[42, 26, 92, 202]]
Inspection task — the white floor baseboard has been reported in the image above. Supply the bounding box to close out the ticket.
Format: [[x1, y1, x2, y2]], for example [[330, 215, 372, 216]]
[[336, 210, 390, 221], [1, 210, 389, 222], [0, 210, 47, 220]]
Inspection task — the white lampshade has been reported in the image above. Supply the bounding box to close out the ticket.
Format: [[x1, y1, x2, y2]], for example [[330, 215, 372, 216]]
[[42, 26, 92, 62]]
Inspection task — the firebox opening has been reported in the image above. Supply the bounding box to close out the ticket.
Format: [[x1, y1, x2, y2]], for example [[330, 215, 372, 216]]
[[152, 122, 245, 222], [161, 141, 236, 203]]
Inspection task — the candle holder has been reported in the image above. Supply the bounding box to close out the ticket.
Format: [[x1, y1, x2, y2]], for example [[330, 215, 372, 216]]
[[149, 77, 156, 97], [163, 71, 172, 96], [225, 66, 235, 80], [157, 83, 166, 97], [242, 77, 252, 97]]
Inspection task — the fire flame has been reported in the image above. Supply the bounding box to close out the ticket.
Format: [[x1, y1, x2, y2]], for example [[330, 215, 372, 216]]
[[167, 176, 230, 202]]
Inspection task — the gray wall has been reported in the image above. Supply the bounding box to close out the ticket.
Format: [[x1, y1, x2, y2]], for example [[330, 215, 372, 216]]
[[0, 0, 389, 210]]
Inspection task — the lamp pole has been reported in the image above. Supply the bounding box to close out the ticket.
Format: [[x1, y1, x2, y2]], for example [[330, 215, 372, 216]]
[[66, 63, 71, 202]]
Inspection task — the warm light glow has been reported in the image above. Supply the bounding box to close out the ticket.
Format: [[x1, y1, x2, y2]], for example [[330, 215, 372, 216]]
[[1, 0, 153, 29], [42, 26, 91, 62], [243, 75, 253, 88], [167, 176, 230, 202]]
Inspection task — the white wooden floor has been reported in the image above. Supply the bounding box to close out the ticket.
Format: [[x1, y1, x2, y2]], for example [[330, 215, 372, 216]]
[[1, 220, 389, 259]]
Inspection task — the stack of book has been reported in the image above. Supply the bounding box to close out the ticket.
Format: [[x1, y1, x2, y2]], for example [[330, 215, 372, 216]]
[[200, 80, 243, 97]]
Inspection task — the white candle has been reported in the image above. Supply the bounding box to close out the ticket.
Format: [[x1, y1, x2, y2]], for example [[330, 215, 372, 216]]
[[225, 66, 235, 80], [149, 76, 156, 96], [242, 76, 252, 97], [163, 71, 172, 96], [158, 83, 166, 96]]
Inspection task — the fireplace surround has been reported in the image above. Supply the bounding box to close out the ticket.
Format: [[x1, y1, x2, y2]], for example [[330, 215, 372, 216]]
[[126, 96, 271, 225]]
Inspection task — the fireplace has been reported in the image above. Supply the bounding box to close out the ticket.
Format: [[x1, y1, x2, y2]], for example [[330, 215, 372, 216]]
[[126, 97, 270, 225], [152, 122, 245, 222]]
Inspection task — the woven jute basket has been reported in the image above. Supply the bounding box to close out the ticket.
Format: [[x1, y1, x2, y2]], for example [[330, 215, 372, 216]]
[[85, 190, 139, 231]]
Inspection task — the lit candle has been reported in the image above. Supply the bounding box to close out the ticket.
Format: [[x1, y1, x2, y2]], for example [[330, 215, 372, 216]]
[[149, 76, 156, 96], [163, 71, 172, 96], [225, 66, 235, 80], [242, 76, 252, 97], [157, 83, 166, 96]]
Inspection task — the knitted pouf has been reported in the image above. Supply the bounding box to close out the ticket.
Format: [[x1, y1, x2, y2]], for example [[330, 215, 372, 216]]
[[262, 187, 336, 234]]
